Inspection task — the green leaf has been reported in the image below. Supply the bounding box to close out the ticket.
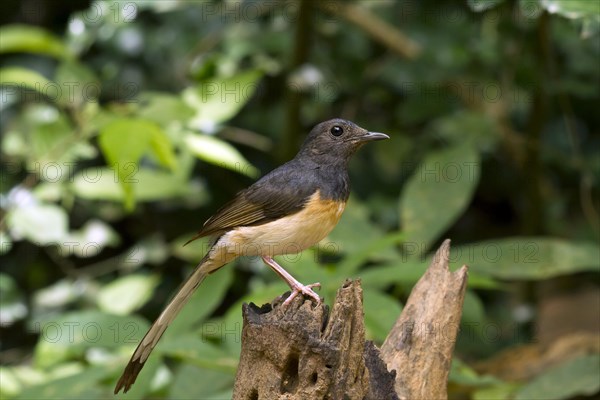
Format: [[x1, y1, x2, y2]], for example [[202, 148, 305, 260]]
[[473, 383, 520, 400], [33, 311, 149, 368], [449, 358, 504, 386], [462, 290, 486, 326], [450, 238, 600, 279], [70, 167, 132, 202], [137, 92, 195, 126], [32, 182, 62, 202], [399, 144, 480, 257], [359, 261, 426, 289], [71, 167, 192, 203], [183, 69, 263, 129], [10, 104, 95, 168], [171, 234, 212, 263], [2, 129, 28, 158], [1, 365, 48, 398], [97, 274, 159, 315], [98, 118, 155, 167], [135, 235, 170, 266], [54, 61, 100, 108], [334, 231, 405, 277], [429, 110, 499, 151], [515, 354, 600, 400], [324, 200, 398, 277], [0, 25, 72, 59], [0, 67, 52, 93], [363, 289, 402, 341], [33, 279, 79, 310], [169, 364, 234, 400], [7, 203, 69, 244], [15, 365, 111, 400], [359, 259, 500, 291], [160, 334, 238, 373], [149, 127, 178, 170], [325, 199, 387, 254], [185, 133, 259, 178], [97, 128, 144, 203], [0, 367, 22, 398], [465, 274, 503, 290], [25, 106, 73, 166], [98, 118, 175, 210], [164, 266, 234, 337], [62, 220, 120, 257]]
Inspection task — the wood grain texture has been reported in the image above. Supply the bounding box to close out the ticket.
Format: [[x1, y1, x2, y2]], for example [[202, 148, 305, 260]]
[[381, 239, 469, 400], [232, 280, 397, 399], [231, 240, 467, 399]]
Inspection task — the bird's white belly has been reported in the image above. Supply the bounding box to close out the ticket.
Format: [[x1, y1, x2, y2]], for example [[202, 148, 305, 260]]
[[214, 192, 345, 258]]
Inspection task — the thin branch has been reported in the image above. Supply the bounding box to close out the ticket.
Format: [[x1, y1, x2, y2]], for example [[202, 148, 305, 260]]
[[319, 1, 421, 60]]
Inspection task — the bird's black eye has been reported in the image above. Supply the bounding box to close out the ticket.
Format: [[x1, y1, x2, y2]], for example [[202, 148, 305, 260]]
[[330, 125, 344, 137]]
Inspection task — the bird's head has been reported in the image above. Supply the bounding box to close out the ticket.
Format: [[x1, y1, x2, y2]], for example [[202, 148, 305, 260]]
[[297, 118, 389, 165]]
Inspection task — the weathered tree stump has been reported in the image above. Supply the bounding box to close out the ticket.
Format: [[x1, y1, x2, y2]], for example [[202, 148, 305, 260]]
[[232, 239, 468, 399], [232, 280, 397, 399], [381, 239, 469, 399]]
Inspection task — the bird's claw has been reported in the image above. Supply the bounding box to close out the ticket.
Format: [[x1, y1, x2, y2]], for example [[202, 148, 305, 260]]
[[282, 282, 321, 306]]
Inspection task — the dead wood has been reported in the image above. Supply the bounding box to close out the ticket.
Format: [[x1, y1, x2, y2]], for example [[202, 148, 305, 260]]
[[232, 240, 468, 399], [381, 239, 469, 399]]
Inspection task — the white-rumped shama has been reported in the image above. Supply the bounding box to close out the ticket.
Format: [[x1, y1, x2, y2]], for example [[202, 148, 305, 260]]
[[114, 118, 389, 393]]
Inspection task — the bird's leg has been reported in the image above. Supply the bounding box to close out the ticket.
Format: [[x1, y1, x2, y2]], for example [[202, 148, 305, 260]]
[[261, 256, 321, 306]]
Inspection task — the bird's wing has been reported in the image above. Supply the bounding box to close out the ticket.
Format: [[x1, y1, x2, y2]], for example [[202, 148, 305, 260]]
[[184, 164, 317, 245]]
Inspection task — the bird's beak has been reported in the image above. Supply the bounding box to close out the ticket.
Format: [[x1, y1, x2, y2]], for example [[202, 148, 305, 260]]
[[360, 131, 390, 142]]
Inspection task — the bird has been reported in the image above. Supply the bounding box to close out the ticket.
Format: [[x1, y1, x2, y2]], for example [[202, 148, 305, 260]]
[[114, 118, 389, 393]]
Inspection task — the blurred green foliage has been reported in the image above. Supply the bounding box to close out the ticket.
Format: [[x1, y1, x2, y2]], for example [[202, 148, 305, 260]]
[[0, 0, 598, 399]]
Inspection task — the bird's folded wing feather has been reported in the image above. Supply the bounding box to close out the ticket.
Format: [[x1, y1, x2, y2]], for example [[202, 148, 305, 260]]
[[184, 165, 317, 245]]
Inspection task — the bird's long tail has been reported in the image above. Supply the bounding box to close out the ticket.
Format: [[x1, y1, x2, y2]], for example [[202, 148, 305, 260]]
[[114, 254, 216, 394]]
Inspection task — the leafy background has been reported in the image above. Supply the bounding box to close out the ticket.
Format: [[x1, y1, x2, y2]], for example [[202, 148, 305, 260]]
[[0, 0, 598, 399]]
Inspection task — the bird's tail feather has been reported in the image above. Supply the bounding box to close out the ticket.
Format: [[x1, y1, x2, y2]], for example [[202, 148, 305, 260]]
[[114, 254, 216, 394]]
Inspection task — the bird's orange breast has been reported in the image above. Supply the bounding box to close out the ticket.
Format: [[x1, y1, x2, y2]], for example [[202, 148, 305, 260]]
[[215, 191, 346, 258]]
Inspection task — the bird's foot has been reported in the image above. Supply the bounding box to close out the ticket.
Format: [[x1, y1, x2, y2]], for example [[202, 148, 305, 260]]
[[282, 281, 321, 306], [260, 256, 322, 306]]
